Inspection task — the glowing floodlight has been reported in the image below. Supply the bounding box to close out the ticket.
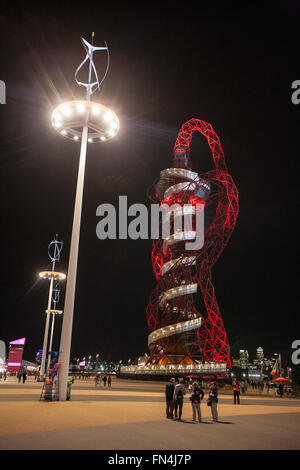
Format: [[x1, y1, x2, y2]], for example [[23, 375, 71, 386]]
[[103, 112, 113, 121], [51, 100, 119, 142], [92, 106, 100, 115], [62, 105, 72, 116], [39, 271, 66, 281], [53, 112, 62, 120], [45, 309, 63, 315], [76, 102, 86, 112]]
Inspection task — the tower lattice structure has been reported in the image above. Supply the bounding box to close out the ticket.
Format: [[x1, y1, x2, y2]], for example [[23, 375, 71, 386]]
[[146, 119, 239, 369]]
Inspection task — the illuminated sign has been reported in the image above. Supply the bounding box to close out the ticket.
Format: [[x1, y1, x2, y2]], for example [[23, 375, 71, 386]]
[[7, 338, 26, 373]]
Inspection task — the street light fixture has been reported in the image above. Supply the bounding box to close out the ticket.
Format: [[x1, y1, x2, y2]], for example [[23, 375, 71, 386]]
[[38, 236, 65, 379], [55, 34, 119, 400], [51, 101, 119, 143]]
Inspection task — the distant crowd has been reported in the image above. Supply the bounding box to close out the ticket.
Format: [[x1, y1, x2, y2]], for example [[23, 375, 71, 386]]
[[94, 374, 112, 387], [232, 379, 293, 400]]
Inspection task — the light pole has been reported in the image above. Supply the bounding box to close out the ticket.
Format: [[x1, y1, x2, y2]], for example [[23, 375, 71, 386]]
[[53, 34, 119, 400], [39, 236, 66, 380], [46, 287, 63, 372]]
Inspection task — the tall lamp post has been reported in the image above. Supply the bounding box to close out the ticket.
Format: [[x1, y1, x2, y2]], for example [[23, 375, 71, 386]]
[[53, 34, 119, 400], [39, 235, 66, 379]]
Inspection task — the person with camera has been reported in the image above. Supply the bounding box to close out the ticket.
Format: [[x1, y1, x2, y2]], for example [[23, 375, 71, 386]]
[[190, 381, 204, 423], [207, 382, 219, 422]]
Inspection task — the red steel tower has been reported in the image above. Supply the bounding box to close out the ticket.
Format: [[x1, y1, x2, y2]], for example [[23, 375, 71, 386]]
[[145, 118, 239, 374]]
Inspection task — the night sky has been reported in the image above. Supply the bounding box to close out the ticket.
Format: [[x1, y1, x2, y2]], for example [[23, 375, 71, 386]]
[[0, 2, 298, 364]]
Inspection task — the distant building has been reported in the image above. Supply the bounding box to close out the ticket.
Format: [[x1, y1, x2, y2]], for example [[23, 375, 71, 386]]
[[232, 358, 241, 368], [263, 358, 274, 370], [21, 360, 37, 371], [230, 346, 277, 380], [256, 347, 264, 361], [239, 350, 249, 369]]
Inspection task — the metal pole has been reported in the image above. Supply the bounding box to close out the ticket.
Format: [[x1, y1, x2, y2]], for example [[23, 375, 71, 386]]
[[58, 124, 88, 400], [47, 313, 55, 372], [40, 277, 54, 378]]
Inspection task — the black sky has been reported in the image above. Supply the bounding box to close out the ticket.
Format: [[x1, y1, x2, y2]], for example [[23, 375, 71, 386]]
[[0, 1, 299, 364]]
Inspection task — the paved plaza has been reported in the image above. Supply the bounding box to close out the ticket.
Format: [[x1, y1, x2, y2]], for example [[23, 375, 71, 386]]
[[0, 376, 300, 450]]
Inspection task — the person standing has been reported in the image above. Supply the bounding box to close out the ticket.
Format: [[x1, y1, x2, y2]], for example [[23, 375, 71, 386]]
[[107, 375, 112, 387], [232, 379, 240, 404], [208, 382, 219, 422], [22, 370, 27, 384], [190, 382, 204, 423], [102, 375, 107, 387], [165, 377, 175, 419], [174, 378, 186, 421], [66, 378, 74, 400], [278, 383, 284, 398]]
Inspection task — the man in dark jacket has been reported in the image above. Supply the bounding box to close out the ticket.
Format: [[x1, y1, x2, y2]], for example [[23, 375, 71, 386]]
[[174, 378, 186, 421], [165, 377, 175, 419], [190, 382, 204, 422], [208, 382, 219, 422]]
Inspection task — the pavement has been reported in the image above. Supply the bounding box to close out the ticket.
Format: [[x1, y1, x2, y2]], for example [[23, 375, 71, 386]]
[[0, 376, 300, 450]]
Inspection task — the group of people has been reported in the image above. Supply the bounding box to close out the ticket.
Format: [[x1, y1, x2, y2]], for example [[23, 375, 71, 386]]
[[95, 374, 112, 387], [74, 373, 92, 380], [232, 379, 269, 404], [232, 379, 270, 397], [232, 378, 292, 402], [165, 378, 219, 423], [17, 370, 27, 384]]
